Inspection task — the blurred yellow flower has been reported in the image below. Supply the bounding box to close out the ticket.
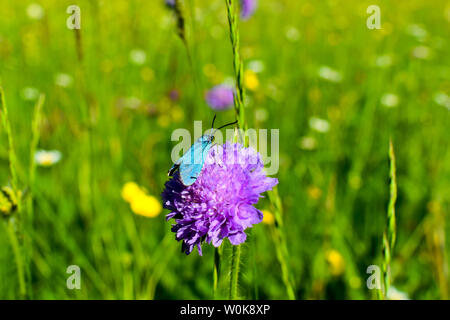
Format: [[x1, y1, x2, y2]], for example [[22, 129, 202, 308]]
[[140, 67, 154, 82], [0, 186, 18, 216], [121, 182, 162, 218], [121, 182, 144, 203], [244, 69, 260, 91], [261, 209, 275, 225], [307, 186, 322, 200], [157, 114, 171, 128], [171, 106, 185, 123], [130, 193, 162, 218], [203, 64, 223, 83], [325, 249, 345, 276]]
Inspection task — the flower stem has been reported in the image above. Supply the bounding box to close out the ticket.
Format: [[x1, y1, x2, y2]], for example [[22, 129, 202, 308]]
[[224, 0, 246, 131], [224, 0, 245, 301], [381, 138, 397, 299], [213, 245, 223, 298], [6, 220, 26, 298], [268, 186, 296, 299], [1, 87, 27, 299], [228, 244, 241, 300]]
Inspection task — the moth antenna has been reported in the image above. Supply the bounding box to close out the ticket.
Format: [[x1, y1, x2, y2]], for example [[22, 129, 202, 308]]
[[216, 120, 238, 130], [211, 114, 217, 130]]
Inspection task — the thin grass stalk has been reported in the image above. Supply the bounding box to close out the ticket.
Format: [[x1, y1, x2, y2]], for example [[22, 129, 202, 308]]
[[224, 0, 246, 300], [174, 0, 198, 122], [0, 87, 19, 195], [225, 0, 246, 130], [27, 94, 44, 222], [381, 138, 397, 299], [23, 93, 44, 299], [268, 187, 296, 299], [227, 0, 293, 297], [213, 244, 223, 298], [0, 87, 27, 298], [6, 220, 26, 297], [228, 244, 241, 300]]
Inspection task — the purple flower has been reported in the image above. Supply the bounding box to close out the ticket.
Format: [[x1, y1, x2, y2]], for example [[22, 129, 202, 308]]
[[165, 0, 176, 9], [162, 142, 278, 255], [240, 0, 257, 20], [205, 85, 234, 110], [169, 89, 180, 102]]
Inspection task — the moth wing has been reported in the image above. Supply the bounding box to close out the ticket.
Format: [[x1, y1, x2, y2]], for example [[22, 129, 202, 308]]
[[179, 140, 212, 186], [168, 140, 199, 176]]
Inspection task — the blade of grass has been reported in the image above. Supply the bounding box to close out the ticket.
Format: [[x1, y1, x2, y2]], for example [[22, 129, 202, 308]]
[[0, 86, 27, 298], [381, 138, 397, 299]]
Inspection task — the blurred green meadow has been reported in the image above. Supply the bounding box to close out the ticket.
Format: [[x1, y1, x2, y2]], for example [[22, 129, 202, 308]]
[[0, 0, 449, 299]]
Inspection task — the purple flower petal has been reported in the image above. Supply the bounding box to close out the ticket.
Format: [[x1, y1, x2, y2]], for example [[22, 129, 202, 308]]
[[240, 0, 257, 20]]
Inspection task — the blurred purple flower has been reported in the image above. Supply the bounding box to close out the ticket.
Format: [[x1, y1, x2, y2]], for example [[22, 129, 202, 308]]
[[169, 89, 180, 102], [240, 0, 257, 20], [205, 85, 234, 110], [162, 142, 278, 255], [165, 0, 175, 9]]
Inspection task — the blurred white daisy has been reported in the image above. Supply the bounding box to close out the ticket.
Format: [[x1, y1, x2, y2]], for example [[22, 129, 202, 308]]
[[122, 96, 142, 110], [255, 108, 268, 122], [309, 117, 330, 133], [285, 27, 300, 42], [34, 150, 62, 167], [387, 286, 410, 300], [247, 60, 265, 73], [55, 73, 73, 88], [21, 87, 40, 101], [298, 136, 317, 150], [129, 49, 147, 65], [375, 54, 393, 68], [318, 66, 342, 83], [406, 24, 428, 42], [26, 3, 45, 20], [381, 93, 399, 108], [433, 92, 450, 110], [412, 46, 431, 59], [222, 76, 236, 87]]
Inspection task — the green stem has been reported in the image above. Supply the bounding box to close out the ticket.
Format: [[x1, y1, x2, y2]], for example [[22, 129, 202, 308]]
[[1, 87, 27, 298], [268, 187, 296, 299], [224, 0, 246, 130], [228, 244, 241, 300], [381, 138, 397, 299], [223, 0, 245, 301], [0, 87, 19, 195], [213, 245, 222, 298], [6, 220, 26, 298]]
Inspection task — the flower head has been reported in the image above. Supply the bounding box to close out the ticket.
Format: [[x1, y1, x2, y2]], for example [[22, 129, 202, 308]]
[[27, 3, 44, 20], [318, 66, 342, 83], [165, 0, 176, 9], [325, 249, 345, 276], [122, 182, 162, 218], [34, 150, 62, 167], [261, 209, 275, 225], [240, 0, 257, 20], [205, 85, 234, 110], [244, 69, 260, 91], [129, 49, 147, 65], [162, 142, 278, 255], [55, 73, 73, 88]]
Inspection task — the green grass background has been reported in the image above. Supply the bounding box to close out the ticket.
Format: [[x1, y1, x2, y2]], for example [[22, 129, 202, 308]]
[[0, 0, 449, 299]]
